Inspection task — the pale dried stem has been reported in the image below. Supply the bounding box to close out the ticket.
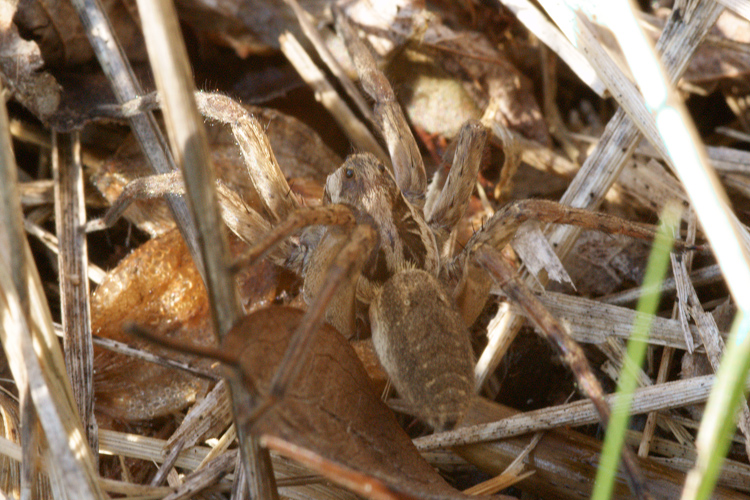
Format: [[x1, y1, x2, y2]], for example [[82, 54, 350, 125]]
[[674, 251, 750, 459], [535, 292, 713, 350], [0, 82, 103, 499], [52, 131, 97, 462], [416, 373, 750, 450], [95, 431, 357, 499], [70, 0, 202, 271], [715, 0, 750, 21], [279, 32, 388, 164], [134, 0, 240, 339]]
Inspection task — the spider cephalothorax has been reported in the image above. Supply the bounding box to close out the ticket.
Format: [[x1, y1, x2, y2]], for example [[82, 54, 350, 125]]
[[323, 153, 440, 284]]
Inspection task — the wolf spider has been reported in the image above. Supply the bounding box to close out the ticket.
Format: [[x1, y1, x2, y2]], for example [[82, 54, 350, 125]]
[[94, 13, 679, 498]]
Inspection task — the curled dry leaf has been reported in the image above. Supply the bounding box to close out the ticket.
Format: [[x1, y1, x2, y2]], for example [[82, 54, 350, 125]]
[[0, 1, 60, 121], [223, 306, 510, 500], [92, 229, 299, 422], [13, 0, 146, 67]]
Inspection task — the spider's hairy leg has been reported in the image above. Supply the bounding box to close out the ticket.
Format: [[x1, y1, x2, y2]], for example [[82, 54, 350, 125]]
[[473, 244, 652, 500], [370, 269, 475, 431], [334, 8, 426, 205], [451, 199, 692, 325], [425, 120, 488, 251], [90, 90, 299, 226], [85, 171, 184, 232], [85, 171, 274, 249], [469, 199, 670, 252], [232, 204, 356, 272], [268, 223, 378, 399], [193, 92, 300, 223]]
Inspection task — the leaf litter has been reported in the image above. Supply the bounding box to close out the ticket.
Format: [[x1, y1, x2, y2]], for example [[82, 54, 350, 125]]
[[1, 1, 750, 500]]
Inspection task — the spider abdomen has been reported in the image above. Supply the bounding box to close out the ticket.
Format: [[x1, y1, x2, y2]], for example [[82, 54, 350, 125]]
[[369, 269, 474, 430]]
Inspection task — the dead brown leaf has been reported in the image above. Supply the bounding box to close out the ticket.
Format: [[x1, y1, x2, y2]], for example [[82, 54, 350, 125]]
[[223, 306, 510, 500], [92, 229, 297, 421]]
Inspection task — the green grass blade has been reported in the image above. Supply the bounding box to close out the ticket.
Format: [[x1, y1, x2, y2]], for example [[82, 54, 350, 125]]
[[682, 311, 750, 500], [592, 201, 681, 500]]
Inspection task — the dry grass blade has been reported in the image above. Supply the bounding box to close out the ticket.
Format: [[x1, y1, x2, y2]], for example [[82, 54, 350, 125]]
[[69, 0, 202, 268], [279, 32, 388, 164], [132, 0, 272, 498], [0, 83, 103, 499], [52, 131, 97, 460], [23, 219, 106, 284], [462, 432, 541, 495]]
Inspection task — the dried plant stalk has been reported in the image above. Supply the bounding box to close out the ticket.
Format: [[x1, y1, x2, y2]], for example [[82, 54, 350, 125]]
[[70, 0, 202, 268], [416, 373, 748, 450], [52, 131, 97, 461], [0, 81, 103, 499], [132, 0, 272, 497]]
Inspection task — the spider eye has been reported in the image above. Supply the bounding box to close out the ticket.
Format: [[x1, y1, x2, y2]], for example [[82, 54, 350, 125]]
[[345, 167, 354, 179]]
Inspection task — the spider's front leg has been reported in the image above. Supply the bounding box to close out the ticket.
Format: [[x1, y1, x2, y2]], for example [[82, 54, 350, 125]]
[[470, 242, 652, 500], [334, 9, 426, 205], [451, 199, 685, 326], [459, 202, 676, 500]]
